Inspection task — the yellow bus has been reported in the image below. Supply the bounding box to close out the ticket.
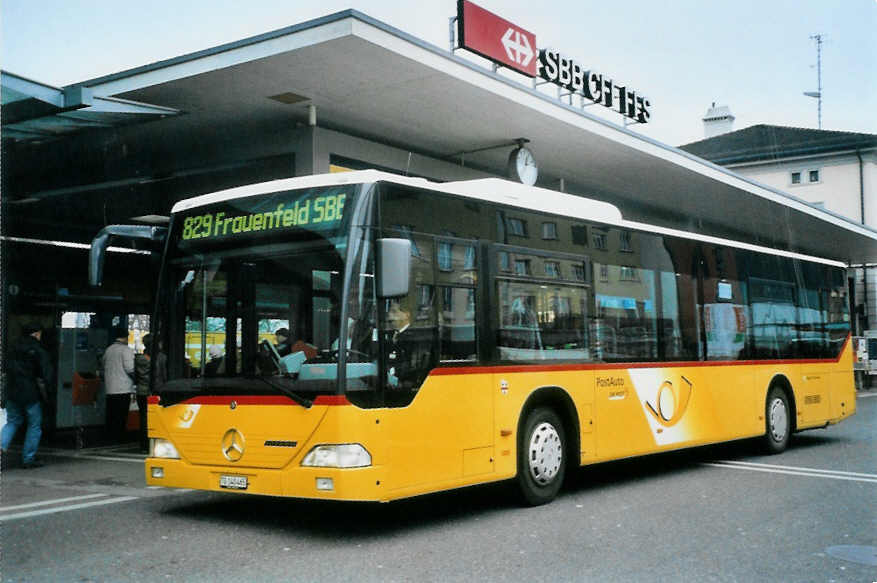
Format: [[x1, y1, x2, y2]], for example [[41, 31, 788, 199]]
[[99, 171, 854, 505]]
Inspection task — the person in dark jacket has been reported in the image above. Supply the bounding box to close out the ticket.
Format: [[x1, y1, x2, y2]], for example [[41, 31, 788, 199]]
[[134, 334, 153, 453], [2, 323, 53, 468], [274, 328, 292, 358], [385, 302, 433, 390]]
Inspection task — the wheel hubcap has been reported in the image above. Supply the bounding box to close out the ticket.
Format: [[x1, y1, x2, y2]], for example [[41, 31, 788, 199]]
[[528, 422, 562, 485], [769, 398, 788, 442]]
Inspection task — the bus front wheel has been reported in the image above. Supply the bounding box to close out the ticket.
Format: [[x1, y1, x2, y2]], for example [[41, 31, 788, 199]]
[[516, 407, 566, 506], [762, 386, 791, 454]]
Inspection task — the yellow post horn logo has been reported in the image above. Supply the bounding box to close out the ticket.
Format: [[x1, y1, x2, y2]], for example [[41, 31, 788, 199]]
[[645, 376, 693, 427]]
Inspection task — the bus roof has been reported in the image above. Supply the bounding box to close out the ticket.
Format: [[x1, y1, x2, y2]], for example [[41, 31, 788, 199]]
[[171, 171, 845, 268]]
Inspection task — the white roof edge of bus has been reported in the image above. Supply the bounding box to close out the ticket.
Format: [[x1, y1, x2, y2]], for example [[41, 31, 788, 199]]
[[170, 170, 432, 213], [437, 178, 623, 224], [172, 171, 623, 223], [171, 171, 844, 268], [622, 220, 846, 268]]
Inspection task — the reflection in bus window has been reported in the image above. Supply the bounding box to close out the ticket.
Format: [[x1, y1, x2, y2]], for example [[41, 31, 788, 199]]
[[174, 247, 342, 382], [702, 247, 748, 361], [498, 280, 589, 361], [439, 286, 476, 361], [594, 264, 657, 361]]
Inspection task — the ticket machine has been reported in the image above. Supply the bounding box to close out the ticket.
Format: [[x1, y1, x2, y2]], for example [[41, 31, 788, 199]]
[[56, 328, 107, 433]]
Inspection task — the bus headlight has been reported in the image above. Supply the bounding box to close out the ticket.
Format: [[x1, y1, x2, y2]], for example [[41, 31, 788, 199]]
[[301, 444, 372, 468], [150, 438, 180, 459]]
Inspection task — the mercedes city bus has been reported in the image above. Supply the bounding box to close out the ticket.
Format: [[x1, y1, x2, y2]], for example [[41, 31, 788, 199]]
[[90, 171, 856, 505]]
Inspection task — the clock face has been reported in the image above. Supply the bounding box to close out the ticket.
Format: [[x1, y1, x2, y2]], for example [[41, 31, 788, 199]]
[[510, 147, 538, 185]]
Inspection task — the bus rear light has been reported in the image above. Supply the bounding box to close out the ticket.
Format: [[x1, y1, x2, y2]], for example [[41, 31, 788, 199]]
[[301, 444, 372, 468]]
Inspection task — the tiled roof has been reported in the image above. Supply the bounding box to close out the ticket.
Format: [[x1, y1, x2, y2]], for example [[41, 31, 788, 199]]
[[679, 125, 877, 165]]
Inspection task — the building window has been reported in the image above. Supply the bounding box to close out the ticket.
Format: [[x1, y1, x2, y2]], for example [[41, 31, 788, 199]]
[[571, 225, 588, 246], [541, 222, 558, 240], [544, 261, 560, 278], [620, 230, 632, 252], [619, 266, 639, 282], [792, 169, 820, 185], [438, 241, 453, 271], [499, 251, 511, 272], [572, 264, 585, 281], [514, 259, 530, 276], [599, 264, 609, 281], [416, 285, 434, 321], [508, 218, 528, 237], [463, 245, 476, 270], [593, 230, 608, 250]]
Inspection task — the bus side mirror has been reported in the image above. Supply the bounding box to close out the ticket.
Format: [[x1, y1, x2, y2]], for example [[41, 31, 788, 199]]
[[377, 238, 411, 298], [89, 225, 167, 286]]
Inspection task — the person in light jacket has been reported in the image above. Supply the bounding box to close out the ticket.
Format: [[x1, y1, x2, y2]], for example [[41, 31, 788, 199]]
[[103, 328, 135, 443]]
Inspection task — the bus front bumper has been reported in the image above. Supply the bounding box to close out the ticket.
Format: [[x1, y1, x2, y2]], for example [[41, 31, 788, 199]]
[[145, 458, 386, 501]]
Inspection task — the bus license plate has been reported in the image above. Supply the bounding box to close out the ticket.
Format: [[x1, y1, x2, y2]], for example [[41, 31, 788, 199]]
[[219, 475, 248, 490]]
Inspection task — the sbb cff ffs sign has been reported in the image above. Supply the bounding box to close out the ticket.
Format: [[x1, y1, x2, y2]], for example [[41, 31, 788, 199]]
[[456, 0, 651, 123], [539, 49, 651, 124], [457, 0, 537, 76]]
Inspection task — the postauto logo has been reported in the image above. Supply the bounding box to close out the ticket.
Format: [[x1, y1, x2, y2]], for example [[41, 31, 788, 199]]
[[644, 376, 693, 428]]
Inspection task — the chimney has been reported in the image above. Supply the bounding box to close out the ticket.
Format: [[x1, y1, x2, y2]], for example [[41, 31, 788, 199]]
[[703, 102, 735, 138]]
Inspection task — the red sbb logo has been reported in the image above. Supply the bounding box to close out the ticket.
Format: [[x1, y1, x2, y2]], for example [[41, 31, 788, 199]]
[[458, 0, 538, 77], [501, 28, 534, 69]]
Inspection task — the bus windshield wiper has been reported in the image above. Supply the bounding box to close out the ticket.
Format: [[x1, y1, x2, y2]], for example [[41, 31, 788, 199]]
[[249, 375, 313, 408]]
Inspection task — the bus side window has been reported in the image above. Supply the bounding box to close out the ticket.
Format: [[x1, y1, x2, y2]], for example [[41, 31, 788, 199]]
[[701, 247, 748, 361], [381, 230, 438, 406], [495, 246, 591, 362], [439, 286, 476, 361], [746, 252, 796, 360]]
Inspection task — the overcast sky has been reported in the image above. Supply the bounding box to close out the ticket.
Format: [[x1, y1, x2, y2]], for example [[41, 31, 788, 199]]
[[2, 0, 875, 146]]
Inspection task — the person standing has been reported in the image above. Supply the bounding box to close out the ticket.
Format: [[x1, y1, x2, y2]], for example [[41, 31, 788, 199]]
[[274, 327, 292, 357], [133, 333, 153, 453], [1, 323, 53, 469], [103, 328, 135, 443]]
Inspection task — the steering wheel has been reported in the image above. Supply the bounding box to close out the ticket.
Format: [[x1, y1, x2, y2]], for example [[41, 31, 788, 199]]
[[260, 339, 283, 372], [331, 348, 370, 360]]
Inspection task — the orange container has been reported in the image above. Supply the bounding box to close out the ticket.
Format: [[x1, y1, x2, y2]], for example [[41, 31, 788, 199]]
[[72, 372, 100, 405]]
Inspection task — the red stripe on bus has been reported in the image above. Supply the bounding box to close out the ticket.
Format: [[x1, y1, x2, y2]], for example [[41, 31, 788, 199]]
[[430, 334, 851, 376], [312, 394, 352, 405]]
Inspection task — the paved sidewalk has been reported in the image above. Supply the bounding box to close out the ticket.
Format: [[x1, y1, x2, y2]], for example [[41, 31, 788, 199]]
[[0, 443, 188, 521]]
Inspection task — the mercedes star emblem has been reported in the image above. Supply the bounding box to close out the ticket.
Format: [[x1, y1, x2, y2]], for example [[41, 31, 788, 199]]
[[221, 428, 246, 462]]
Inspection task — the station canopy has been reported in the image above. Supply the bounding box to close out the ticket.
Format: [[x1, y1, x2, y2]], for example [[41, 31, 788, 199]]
[[4, 10, 877, 264]]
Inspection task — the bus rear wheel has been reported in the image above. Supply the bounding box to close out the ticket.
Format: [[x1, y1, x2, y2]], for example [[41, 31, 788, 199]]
[[516, 407, 566, 506], [762, 386, 791, 454]]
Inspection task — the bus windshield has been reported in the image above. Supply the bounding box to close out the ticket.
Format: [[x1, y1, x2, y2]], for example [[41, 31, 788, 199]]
[[154, 184, 378, 404]]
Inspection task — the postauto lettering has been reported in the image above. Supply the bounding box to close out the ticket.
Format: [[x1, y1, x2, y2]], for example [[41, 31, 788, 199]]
[[181, 193, 346, 241]]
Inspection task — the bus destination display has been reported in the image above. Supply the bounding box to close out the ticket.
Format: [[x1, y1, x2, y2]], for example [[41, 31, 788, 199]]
[[180, 191, 346, 241]]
